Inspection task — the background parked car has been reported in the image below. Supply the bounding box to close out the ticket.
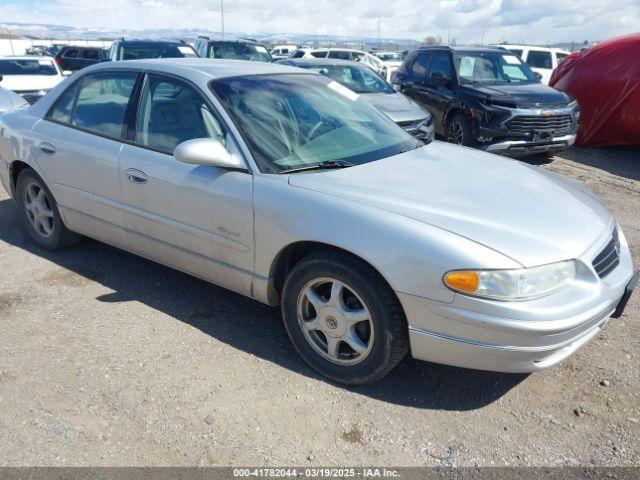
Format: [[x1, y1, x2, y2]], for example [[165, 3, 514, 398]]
[[498, 45, 571, 84], [107, 39, 198, 61], [0, 56, 66, 104], [550, 33, 640, 147], [373, 51, 405, 82], [270, 44, 298, 60], [0, 79, 28, 114], [299, 48, 387, 77], [54, 46, 108, 72], [280, 58, 434, 142], [392, 46, 579, 155], [195, 37, 272, 62]]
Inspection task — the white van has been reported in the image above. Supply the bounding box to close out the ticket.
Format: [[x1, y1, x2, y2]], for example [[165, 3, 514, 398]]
[[270, 45, 298, 60], [498, 45, 571, 84]]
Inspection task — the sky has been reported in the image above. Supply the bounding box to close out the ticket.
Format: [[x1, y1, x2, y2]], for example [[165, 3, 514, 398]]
[[0, 0, 638, 43]]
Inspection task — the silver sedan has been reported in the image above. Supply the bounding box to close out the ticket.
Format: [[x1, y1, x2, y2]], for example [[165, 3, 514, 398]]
[[0, 59, 636, 384]]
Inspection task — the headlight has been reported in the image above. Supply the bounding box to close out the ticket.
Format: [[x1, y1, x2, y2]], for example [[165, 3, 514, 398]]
[[443, 260, 576, 301]]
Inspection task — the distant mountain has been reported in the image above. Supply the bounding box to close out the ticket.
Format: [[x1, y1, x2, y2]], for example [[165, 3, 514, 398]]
[[0, 22, 420, 48], [0, 26, 23, 39]]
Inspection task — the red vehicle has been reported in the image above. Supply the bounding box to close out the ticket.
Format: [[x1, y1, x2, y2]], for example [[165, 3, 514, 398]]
[[550, 33, 640, 147]]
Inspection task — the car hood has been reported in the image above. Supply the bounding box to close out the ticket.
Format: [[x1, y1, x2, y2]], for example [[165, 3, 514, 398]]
[[361, 92, 430, 123], [0, 75, 62, 92], [462, 82, 572, 107], [0, 86, 28, 113], [288, 141, 611, 267]]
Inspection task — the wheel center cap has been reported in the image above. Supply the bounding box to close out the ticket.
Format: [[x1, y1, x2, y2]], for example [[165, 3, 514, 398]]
[[320, 308, 346, 337]]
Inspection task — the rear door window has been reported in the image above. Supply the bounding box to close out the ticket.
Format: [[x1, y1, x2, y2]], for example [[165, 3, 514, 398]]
[[82, 49, 99, 60], [47, 83, 80, 124], [310, 50, 327, 58], [328, 50, 351, 60], [70, 71, 139, 138], [526, 50, 553, 69]]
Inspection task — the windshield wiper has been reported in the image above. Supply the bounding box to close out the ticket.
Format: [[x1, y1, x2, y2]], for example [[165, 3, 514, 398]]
[[280, 160, 354, 174]]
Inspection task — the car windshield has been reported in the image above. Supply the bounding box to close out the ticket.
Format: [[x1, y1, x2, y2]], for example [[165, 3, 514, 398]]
[[377, 52, 403, 62], [119, 44, 197, 60], [209, 42, 272, 62], [0, 59, 57, 76], [211, 74, 420, 173], [302, 64, 394, 94], [453, 51, 538, 85]]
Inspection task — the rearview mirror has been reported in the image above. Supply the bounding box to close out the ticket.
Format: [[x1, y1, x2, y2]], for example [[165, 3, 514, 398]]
[[173, 138, 245, 170]]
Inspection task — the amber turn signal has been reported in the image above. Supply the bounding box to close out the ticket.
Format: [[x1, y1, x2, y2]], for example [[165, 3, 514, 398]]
[[444, 271, 479, 293]]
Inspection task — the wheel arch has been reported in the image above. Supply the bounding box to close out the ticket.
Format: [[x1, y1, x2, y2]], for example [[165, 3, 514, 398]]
[[9, 160, 32, 198], [267, 240, 398, 307]]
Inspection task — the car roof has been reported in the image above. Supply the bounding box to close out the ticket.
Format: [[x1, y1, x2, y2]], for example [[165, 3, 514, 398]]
[[0, 55, 56, 61], [117, 39, 189, 46], [498, 44, 571, 53], [416, 45, 508, 53], [310, 47, 366, 53], [284, 58, 368, 68], [80, 57, 308, 79]]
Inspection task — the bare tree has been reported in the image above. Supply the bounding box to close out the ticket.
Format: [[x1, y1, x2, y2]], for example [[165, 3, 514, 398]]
[[422, 35, 442, 45]]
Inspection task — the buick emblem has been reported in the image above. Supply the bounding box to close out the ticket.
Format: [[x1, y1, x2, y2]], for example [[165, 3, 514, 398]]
[[325, 316, 338, 329]]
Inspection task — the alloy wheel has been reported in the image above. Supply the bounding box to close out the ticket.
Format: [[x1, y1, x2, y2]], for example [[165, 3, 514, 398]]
[[24, 181, 55, 238], [447, 121, 464, 145], [296, 277, 374, 366]]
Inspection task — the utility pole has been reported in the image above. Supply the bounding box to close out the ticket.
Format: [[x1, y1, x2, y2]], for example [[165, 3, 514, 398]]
[[221, 0, 225, 39]]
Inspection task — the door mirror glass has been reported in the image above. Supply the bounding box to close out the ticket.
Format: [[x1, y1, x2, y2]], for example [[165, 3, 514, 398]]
[[173, 138, 245, 170], [534, 71, 543, 81]]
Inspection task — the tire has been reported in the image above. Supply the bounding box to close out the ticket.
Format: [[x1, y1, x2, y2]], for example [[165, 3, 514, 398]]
[[282, 251, 409, 385], [446, 113, 476, 147], [16, 168, 82, 250]]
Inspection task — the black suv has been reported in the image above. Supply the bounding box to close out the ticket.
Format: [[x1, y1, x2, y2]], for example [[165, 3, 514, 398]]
[[55, 46, 108, 72], [392, 46, 580, 155], [107, 39, 198, 61], [194, 37, 272, 63]]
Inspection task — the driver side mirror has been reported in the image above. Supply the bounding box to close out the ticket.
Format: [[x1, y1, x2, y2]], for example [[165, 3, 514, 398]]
[[534, 71, 543, 81], [173, 138, 246, 170]]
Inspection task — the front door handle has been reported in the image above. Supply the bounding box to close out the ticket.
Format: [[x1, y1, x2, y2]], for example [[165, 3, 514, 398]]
[[125, 168, 148, 184], [39, 142, 56, 155]]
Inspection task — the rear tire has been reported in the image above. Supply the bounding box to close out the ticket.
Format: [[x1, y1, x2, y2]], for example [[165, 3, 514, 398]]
[[446, 113, 476, 147], [16, 168, 82, 250], [282, 251, 409, 385]]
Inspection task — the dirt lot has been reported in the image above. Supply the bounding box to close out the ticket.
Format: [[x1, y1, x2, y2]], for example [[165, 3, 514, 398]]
[[0, 146, 638, 467]]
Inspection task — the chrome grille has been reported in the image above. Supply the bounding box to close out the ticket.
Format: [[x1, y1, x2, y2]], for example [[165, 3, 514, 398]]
[[506, 115, 573, 134], [397, 119, 422, 129], [592, 230, 620, 278]]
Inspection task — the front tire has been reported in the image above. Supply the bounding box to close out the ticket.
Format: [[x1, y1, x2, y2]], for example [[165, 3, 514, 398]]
[[282, 251, 409, 385], [16, 168, 81, 250], [446, 113, 476, 147]]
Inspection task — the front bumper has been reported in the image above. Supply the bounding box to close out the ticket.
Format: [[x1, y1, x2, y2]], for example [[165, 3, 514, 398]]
[[398, 226, 635, 373], [483, 133, 576, 155]]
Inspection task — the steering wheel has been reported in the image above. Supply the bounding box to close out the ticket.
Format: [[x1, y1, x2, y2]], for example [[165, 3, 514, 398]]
[[306, 119, 328, 141]]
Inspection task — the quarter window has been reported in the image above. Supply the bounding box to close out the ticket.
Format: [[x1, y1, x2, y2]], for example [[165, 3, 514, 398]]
[[310, 50, 327, 58], [64, 49, 78, 58], [136, 74, 224, 153], [526, 51, 552, 69], [328, 50, 351, 60], [71, 71, 138, 138]]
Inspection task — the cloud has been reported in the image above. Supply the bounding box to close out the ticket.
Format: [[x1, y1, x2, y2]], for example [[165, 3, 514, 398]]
[[0, 0, 638, 43]]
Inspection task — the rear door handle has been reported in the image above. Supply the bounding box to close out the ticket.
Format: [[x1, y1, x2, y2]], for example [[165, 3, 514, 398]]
[[39, 142, 56, 155], [125, 168, 148, 184]]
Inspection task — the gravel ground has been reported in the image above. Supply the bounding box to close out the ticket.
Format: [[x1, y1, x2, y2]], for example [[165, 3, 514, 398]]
[[0, 146, 638, 467]]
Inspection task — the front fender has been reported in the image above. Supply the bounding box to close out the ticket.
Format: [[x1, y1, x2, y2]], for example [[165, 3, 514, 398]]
[[252, 175, 520, 305]]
